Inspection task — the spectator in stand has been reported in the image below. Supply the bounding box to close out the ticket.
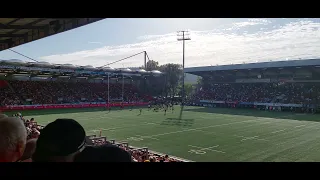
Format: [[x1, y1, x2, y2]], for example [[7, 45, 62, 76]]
[[0, 115, 27, 162], [32, 119, 86, 162], [191, 83, 320, 105], [6, 80, 142, 105]]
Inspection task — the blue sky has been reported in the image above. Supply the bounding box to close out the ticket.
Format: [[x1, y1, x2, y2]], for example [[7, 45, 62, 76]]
[[1, 18, 320, 68]]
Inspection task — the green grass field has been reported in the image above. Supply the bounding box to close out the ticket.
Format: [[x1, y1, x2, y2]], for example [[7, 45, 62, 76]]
[[7, 106, 320, 162]]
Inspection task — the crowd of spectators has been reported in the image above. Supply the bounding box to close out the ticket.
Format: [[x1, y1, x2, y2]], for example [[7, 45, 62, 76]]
[[0, 86, 21, 106], [192, 83, 320, 105], [0, 114, 183, 162], [89, 139, 182, 162], [11, 113, 42, 140], [0, 80, 141, 106]]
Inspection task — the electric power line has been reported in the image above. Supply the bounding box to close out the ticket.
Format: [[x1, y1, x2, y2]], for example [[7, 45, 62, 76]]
[[8, 49, 39, 62], [102, 51, 145, 67]]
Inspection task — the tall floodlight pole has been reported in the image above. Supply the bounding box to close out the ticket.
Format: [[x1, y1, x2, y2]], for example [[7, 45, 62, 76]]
[[177, 30, 191, 104], [122, 74, 124, 103], [144, 51, 147, 69], [107, 73, 110, 106]]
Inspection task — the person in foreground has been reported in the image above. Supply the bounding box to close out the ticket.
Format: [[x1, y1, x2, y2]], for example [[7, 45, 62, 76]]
[[74, 143, 133, 162], [32, 118, 86, 162], [0, 114, 27, 162], [20, 139, 37, 162]]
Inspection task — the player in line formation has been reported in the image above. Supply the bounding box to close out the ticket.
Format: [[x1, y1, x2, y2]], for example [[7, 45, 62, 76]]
[[105, 102, 175, 116], [147, 103, 174, 116]]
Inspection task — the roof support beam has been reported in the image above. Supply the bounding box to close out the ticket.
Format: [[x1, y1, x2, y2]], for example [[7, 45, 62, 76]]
[[0, 23, 44, 30], [6, 18, 22, 25], [7, 19, 47, 35], [0, 34, 25, 38]]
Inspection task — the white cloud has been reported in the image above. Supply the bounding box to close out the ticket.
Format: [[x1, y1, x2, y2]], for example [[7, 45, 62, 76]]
[[39, 19, 320, 68], [88, 42, 103, 44], [233, 18, 271, 28]]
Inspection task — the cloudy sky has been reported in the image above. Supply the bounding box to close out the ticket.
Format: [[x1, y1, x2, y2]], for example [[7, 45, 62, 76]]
[[1, 18, 320, 68]]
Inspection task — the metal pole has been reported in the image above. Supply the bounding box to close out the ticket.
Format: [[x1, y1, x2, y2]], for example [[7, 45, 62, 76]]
[[122, 74, 124, 103], [107, 73, 110, 105], [144, 51, 147, 69], [177, 30, 191, 119], [177, 30, 190, 104], [182, 31, 185, 105]]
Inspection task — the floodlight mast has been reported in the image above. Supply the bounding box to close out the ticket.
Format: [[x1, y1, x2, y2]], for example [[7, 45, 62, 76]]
[[177, 30, 191, 104], [107, 73, 110, 106]]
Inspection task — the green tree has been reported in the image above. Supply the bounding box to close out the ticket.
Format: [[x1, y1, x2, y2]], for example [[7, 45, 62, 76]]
[[145, 60, 159, 71], [159, 63, 183, 97], [184, 83, 195, 98], [196, 76, 203, 86], [139, 60, 183, 97]]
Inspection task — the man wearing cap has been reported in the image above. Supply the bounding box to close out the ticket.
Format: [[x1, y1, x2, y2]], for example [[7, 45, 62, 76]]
[[32, 119, 86, 162], [0, 114, 27, 162]]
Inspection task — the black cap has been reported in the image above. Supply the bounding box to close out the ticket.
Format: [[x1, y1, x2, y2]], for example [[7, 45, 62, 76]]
[[74, 144, 133, 162], [33, 119, 86, 161]]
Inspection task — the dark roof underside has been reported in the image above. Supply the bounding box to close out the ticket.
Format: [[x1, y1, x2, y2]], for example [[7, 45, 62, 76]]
[[0, 18, 104, 51]]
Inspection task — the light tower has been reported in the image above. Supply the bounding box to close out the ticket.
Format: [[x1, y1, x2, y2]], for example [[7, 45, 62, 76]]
[[177, 30, 191, 104]]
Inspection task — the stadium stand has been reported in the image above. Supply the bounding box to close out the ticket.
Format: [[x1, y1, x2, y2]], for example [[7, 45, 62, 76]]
[[185, 58, 320, 113], [3, 81, 140, 105], [0, 60, 184, 162]]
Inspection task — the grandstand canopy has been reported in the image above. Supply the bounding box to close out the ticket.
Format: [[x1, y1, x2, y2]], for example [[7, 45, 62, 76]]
[[0, 18, 104, 51]]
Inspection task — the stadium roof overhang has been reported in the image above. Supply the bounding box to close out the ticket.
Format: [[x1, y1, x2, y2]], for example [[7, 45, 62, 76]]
[[185, 58, 320, 77], [0, 18, 104, 51]]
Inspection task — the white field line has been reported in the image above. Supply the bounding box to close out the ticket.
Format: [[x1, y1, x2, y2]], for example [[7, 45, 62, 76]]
[[188, 145, 219, 149], [241, 136, 258, 141], [127, 119, 277, 142], [188, 145, 226, 154], [271, 129, 286, 134], [194, 121, 276, 137], [133, 120, 255, 140], [295, 125, 306, 128], [134, 134, 160, 141], [193, 129, 217, 134], [88, 122, 159, 132], [266, 122, 320, 139], [234, 135, 269, 142]]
